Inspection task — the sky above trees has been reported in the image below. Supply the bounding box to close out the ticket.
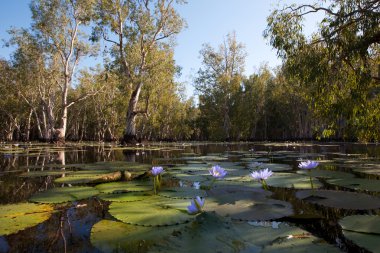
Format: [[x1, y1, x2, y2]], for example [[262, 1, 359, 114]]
[[0, 0, 321, 97]]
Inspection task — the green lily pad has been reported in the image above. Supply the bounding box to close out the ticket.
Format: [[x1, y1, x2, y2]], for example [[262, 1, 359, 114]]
[[151, 213, 340, 253], [326, 178, 380, 192], [95, 181, 152, 193], [339, 215, 380, 234], [254, 163, 293, 172], [296, 169, 354, 179], [0, 203, 54, 235], [158, 187, 207, 199], [296, 190, 380, 210], [241, 157, 271, 162], [339, 215, 380, 253], [342, 231, 379, 253], [19, 170, 74, 177], [98, 192, 152, 202], [109, 197, 194, 226], [174, 173, 209, 182], [91, 219, 185, 253], [353, 166, 380, 176], [30, 186, 99, 203], [205, 186, 294, 220], [55, 171, 122, 184], [266, 173, 323, 189]]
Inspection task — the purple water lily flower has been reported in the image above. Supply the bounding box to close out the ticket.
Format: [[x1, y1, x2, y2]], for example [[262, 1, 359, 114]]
[[251, 168, 273, 181], [193, 182, 201, 190], [187, 196, 205, 214], [298, 160, 319, 170], [151, 166, 164, 176], [209, 165, 227, 179]]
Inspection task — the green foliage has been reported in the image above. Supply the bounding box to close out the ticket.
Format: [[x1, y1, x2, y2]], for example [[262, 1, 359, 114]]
[[0, 203, 54, 236], [265, 0, 380, 141]]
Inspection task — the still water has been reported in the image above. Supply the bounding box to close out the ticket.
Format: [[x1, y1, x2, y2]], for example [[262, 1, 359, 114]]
[[0, 142, 379, 253]]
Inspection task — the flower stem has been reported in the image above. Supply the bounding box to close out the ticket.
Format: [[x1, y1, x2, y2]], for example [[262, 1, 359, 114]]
[[261, 180, 269, 191], [208, 178, 216, 190], [309, 176, 315, 195], [153, 176, 157, 195]]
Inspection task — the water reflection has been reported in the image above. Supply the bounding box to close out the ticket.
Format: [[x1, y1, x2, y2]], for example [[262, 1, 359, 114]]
[[0, 142, 379, 252]]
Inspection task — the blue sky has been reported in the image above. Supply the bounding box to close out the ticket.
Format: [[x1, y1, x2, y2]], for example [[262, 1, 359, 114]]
[[0, 0, 321, 97]]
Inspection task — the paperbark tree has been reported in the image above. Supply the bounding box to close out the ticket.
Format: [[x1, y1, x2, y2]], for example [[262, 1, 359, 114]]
[[93, 0, 185, 143], [30, 0, 97, 142], [195, 32, 247, 140]]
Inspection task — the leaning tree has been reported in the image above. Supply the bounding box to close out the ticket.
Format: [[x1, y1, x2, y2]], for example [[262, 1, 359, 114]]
[[93, 0, 186, 143]]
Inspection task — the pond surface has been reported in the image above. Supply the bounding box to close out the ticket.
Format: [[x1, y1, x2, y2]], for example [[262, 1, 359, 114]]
[[0, 142, 379, 253]]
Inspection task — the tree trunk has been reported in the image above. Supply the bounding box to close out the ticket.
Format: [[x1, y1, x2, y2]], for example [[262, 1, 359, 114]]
[[33, 110, 43, 140], [25, 109, 33, 141], [123, 82, 143, 143]]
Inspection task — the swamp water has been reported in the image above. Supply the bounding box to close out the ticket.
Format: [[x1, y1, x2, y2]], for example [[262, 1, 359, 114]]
[[0, 142, 379, 253]]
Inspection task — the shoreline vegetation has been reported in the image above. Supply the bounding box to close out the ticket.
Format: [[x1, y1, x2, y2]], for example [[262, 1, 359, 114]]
[[0, 0, 378, 144]]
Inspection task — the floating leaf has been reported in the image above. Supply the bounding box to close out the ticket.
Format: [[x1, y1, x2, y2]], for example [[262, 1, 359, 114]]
[[342, 231, 379, 253], [253, 163, 292, 172], [91, 220, 185, 253], [296, 169, 354, 179], [204, 186, 294, 220], [339, 215, 380, 253], [158, 187, 206, 199], [266, 173, 323, 189], [326, 178, 380, 192], [55, 171, 121, 184], [174, 173, 209, 182], [353, 167, 380, 176], [109, 197, 193, 226], [95, 181, 152, 193], [339, 215, 380, 234], [150, 213, 339, 253], [0, 203, 53, 235], [19, 170, 74, 177], [30, 186, 99, 203], [296, 190, 380, 210], [98, 192, 152, 202]]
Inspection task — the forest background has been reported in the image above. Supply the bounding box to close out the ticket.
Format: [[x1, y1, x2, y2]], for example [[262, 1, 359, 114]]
[[0, 0, 378, 143]]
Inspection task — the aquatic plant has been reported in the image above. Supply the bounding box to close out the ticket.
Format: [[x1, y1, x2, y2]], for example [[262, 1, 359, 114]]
[[193, 182, 201, 189], [251, 168, 273, 190], [187, 196, 205, 214], [208, 165, 227, 189], [298, 160, 319, 170], [151, 166, 164, 194], [298, 160, 318, 191], [209, 165, 227, 179]]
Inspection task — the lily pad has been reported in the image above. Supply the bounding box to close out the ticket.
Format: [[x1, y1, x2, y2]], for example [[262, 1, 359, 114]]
[[342, 231, 379, 253], [339, 215, 380, 253], [109, 197, 194, 226], [19, 170, 74, 177], [354, 168, 380, 176], [174, 173, 209, 182], [339, 215, 380, 234], [296, 190, 380, 210], [266, 173, 323, 189], [254, 163, 293, 172], [158, 187, 207, 199], [91, 219, 185, 253], [204, 186, 294, 220], [30, 186, 99, 203], [95, 181, 152, 193], [326, 178, 380, 192], [0, 203, 53, 235], [98, 192, 152, 202], [55, 171, 122, 184], [296, 169, 354, 179], [151, 213, 340, 253]]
